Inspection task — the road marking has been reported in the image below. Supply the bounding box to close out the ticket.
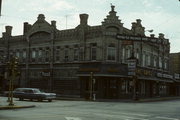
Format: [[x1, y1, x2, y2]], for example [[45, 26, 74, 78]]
[[65, 117, 82, 120], [155, 116, 179, 120], [119, 112, 150, 117]]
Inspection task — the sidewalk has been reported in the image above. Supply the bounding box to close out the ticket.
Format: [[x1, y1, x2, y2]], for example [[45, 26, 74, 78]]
[[0, 97, 36, 110], [56, 96, 180, 103], [137, 96, 180, 102]]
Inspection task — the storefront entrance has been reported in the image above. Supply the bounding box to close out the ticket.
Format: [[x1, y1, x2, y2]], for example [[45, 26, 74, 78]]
[[103, 79, 118, 99]]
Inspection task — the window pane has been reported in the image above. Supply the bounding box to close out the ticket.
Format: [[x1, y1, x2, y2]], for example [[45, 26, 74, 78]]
[[91, 47, 96, 60]]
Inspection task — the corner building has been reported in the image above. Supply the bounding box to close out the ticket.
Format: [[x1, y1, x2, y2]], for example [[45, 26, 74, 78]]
[[0, 5, 177, 99]]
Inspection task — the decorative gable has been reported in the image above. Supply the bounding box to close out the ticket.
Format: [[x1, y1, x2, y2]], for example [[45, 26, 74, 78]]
[[102, 5, 124, 34], [26, 14, 54, 37], [102, 5, 123, 27]]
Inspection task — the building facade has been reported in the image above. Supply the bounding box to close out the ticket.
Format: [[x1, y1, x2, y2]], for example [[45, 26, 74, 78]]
[[0, 5, 179, 99], [169, 53, 180, 96]]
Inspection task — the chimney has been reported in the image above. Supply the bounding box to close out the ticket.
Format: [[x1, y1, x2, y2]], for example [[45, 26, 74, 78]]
[[136, 19, 142, 26], [5, 26, 12, 36], [23, 22, 28, 35], [51, 20, 56, 28], [150, 34, 155, 38], [23, 22, 32, 35], [159, 33, 164, 39], [79, 14, 88, 25]]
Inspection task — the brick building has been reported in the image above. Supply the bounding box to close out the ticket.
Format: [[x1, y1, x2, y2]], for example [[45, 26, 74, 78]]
[[0, 5, 178, 99]]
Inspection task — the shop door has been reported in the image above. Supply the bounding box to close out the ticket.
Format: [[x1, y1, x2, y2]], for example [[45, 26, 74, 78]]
[[104, 79, 118, 99]]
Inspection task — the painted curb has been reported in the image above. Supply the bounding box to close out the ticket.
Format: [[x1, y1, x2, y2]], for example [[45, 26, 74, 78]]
[[0, 105, 36, 110]]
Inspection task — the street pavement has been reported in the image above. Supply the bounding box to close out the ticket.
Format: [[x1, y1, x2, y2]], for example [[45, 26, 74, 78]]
[[0, 97, 180, 120]]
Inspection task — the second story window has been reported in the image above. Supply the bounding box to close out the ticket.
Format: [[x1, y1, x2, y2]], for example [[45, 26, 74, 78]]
[[32, 50, 36, 58], [38, 50, 42, 57], [147, 54, 151, 66], [107, 44, 116, 61], [164, 60, 167, 70], [142, 53, 145, 67], [23, 51, 26, 58], [153, 56, 157, 68], [64, 49, 69, 62], [91, 47, 97, 61], [74, 48, 79, 61], [56, 50, 60, 62], [159, 57, 162, 69], [45, 49, 50, 62], [16, 51, 20, 58], [122, 47, 125, 63]]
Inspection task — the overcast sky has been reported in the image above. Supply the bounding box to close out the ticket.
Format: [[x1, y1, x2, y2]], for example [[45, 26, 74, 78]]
[[0, 0, 180, 53]]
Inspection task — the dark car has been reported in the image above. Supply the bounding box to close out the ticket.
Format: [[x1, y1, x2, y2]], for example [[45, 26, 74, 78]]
[[13, 88, 56, 102]]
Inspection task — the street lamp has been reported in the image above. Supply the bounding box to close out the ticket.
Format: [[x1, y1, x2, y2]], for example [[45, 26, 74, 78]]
[[89, 72, 96, 101]]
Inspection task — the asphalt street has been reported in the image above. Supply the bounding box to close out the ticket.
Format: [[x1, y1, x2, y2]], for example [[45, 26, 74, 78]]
[[0, 97, 180, 120]]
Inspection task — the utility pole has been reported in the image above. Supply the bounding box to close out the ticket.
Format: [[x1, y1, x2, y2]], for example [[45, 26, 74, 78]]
[[0, 0, 2, 17]]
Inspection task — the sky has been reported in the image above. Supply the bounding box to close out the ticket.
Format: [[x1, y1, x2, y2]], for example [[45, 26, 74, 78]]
[[0, 0, 180, 53]]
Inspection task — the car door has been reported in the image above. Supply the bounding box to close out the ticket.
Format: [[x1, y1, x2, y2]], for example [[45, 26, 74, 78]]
[[24, 89, 34, 99]]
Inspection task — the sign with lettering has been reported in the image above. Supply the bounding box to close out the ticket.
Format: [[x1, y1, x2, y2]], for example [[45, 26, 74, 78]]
[[127, 59, 137, 76], [157, 73, 173, 79], [116, 34, 169, 45], [40, 72, 51, 77], [174, 73, 180, 79]]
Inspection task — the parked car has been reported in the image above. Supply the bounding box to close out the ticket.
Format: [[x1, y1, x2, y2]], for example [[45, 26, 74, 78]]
[[13, 88, 56, 102]]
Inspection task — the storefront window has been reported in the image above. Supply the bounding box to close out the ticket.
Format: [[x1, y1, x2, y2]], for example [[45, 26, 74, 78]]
[[121, 80, 129, 94]]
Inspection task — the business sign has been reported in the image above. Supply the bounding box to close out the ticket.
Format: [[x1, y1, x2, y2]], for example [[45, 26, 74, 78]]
[[40, 72, 51, 77], [116, 34, 169, 45], [174, 73, 180, 80], [127, 59, 137, 76], [157, 73, 173, 79]]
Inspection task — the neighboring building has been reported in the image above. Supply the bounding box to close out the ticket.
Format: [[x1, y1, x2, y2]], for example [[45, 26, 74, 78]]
[[170, 53, 180, 74], [0, 5, 178, 99], [169, 53, 180, 96]]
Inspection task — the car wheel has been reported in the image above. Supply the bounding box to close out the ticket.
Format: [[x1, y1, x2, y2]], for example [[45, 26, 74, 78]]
[[48, 99, 52, 102]]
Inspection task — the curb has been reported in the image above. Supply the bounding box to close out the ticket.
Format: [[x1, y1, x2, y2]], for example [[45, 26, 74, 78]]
[[0, 105, 36, 110]]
